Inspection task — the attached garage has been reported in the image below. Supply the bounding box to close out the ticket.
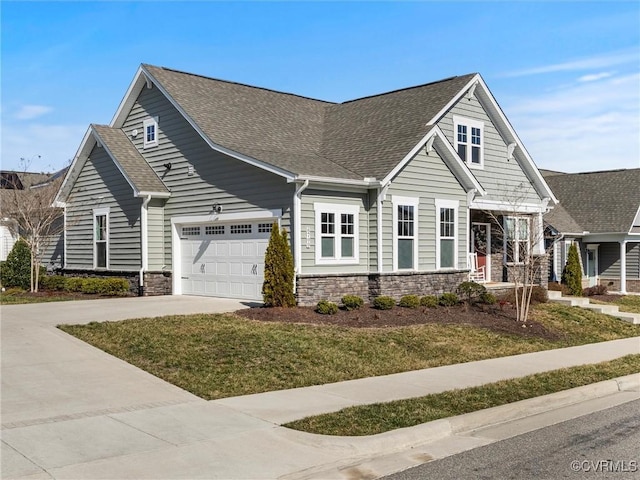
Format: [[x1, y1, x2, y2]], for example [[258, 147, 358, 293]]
[[176, 220, 274, 300]]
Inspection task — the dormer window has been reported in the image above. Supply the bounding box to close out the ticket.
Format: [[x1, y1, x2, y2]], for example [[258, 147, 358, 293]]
[[143, 117, 158, 148], [453, 116, 483, 168]]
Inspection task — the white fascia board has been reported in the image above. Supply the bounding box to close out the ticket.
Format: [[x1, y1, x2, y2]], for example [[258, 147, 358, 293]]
[[628, 205, 640, 234], [110, 66, 148, 128], [138, 65, 295, 182], [136, 191, 171, 199], [54, 126, 95, 204], [426, 74, 481, 127], [291, 175, 377, 190], [470, 198, 546, 213]]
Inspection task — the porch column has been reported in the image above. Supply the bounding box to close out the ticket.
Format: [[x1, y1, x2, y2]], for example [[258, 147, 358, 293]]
[[620, 240, 627, 294]]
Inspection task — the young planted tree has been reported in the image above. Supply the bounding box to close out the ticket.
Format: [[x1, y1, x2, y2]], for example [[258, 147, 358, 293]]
[[562, 243, 583, 296], [262, 221, 296, 307]]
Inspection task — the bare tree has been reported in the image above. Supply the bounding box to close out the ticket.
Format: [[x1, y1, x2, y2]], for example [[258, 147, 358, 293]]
[[1, 158, 64, 292]]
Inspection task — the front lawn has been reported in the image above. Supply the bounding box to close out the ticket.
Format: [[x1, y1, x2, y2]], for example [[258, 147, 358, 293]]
[[58, 303, 640, 400], [0, 288, 84, 304], [591, 295, 640, 314]]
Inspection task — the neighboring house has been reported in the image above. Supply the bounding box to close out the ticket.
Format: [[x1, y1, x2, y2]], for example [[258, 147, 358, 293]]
[[0, 170, 64, 265], [543, 169, 640, 293], [54, 64, 557, 304]]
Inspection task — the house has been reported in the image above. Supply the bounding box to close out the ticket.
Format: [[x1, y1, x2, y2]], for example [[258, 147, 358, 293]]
[[543, 169, 640, 293], [54, 64, 557, 304], [0, 170, 64, 265]]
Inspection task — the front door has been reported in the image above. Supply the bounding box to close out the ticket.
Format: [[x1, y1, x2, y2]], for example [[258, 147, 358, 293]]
[[586, 246, 598, 287], [472, 222, 491, 282]]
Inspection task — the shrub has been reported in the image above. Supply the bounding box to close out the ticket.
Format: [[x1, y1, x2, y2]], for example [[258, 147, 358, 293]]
[[399, 294, 420, 308], [316, 300, 338, 315], [479, 292, 497, 305], [547, 282, 568, 294], [583, 284, 607, 297], [530, 286, 548, 304], [561, 243, 582, 296], [81, 278, 103, 294], [420, 295, 438, 308], [456, 281, 487, 304], [1, 239, 32, 290], [439, 292, 459, 306], [373, 296, 395, 310], [40, 275, 66, 291], [262, 222, 296, 307], [342, 295, 364, 311], [64, 277, 84, 292]]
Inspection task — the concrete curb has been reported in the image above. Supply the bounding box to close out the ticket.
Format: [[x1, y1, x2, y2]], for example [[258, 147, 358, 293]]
[[280, 373, 640, 458]]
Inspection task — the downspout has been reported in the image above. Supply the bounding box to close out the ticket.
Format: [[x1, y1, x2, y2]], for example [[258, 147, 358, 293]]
[[293, 180, 309, 292], [377, 182, 391, 273], [466, 189, 477, 270], [139, 195, 151, 296]]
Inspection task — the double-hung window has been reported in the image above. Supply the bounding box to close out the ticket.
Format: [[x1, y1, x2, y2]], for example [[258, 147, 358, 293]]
[[435, 199, 458, 270], [314, 203, 359, 264], [504, 216, 530, 264], [143, 117, 158, 149], [392, 196, 419, 271], [453, 115, 483, 167], [93, 207, 109, 269]]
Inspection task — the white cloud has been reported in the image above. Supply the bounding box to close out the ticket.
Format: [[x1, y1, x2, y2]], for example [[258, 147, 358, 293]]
[[1, 123, 85, 173], [505, 73, 640, 173], [14, 105, 53, 121], [577, 72, 614, 83], [503, 50, 638, 77]]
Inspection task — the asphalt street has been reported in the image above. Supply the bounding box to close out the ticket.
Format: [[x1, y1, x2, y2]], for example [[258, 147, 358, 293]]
[[383, 399, 640, 480]]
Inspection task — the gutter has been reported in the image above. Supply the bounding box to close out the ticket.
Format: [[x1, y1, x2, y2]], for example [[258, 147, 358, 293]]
[[293, 180, 310, 289], [139, 195, 152, 296]]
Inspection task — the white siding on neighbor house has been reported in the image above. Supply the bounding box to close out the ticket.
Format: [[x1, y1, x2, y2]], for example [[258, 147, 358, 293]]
[[384, 148, 468, 272], [66, 145, 141, 270], [121, 85, 294, 267], [300, 189, 370, 274], [439, 93, 542, 205]]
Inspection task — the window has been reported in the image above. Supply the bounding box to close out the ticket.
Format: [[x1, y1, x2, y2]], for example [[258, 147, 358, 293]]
[[453, 116, 483, 167], [314, 203, 359, 264], [143, 117, 158, 148], [93, 208, 109, 269], [230, 224, 252, 234], [258, 223, 273, 233], [182, 226, 200, 236], [392, 196, 419, 271], [435, 200, 458, 270], [504, 216, 530, 264], [205, 225, 224, 235]]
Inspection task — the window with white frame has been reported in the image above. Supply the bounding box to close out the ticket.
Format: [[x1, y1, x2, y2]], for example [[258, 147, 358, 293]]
[[504, 216, 530, 264], [436, 199, 458, 269], [392, 196, 419, 270], [314, 203, 359, 264], [453, 115, 483, 167], [143, 117, 158, 148], [93, 207, 109, 269]]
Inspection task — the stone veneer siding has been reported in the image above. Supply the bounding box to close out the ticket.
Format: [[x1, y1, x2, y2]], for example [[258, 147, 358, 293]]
[[59, 269, 171, 296], [599, 277, 640, 293], [296, 270, 469, 306]]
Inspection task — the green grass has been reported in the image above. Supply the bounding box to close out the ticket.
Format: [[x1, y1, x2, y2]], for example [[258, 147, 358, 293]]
[[0, 289, 78, 304], [591, 295, 640, 314], [285, 355, 640, 436], [58, 304, 640, 400]]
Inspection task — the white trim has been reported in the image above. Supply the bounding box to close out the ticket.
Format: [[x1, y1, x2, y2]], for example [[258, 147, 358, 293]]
[[470, 198, 545, 213], [93, 207, 110, 269], [170, 209, 282, 295], [453, 115, 484, 169], [313, 203, 360, 265], [629, 205, 640, 234], [503, 215, 531, 265], [586, 244, 600, 288], [435, 199, 459, 270], [143, 117, 159, 149], [293, 180, 309, 278], [392, 196, 419, 272], [471, 222, 491, 281], [619, 241, 627, 293]]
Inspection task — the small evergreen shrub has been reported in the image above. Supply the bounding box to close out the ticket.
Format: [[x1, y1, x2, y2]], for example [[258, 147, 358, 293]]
[[479, 292, 497, 305], [439, 292, 459, 306], [420, 295, 438, 308], [456, 281, 487, 304], [342, 295, 364, 311], [399, 294, 420, 308], [1, 239, 32, 289], [316, 300, 338, 315], [561, 243, 583, 296], [373, 296, 395, 310], [530, 286, 548, 304], [64, 277, 84, 292], [81, 278, 103, 294], [262, 222, 296, 307], [40, 275, 66, 291]]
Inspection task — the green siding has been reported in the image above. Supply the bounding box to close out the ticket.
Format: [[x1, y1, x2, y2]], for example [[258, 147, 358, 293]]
[[385, 149, 468, 272], [66, 145, 141, 270], [599, 242, 640, 279], [147, 199, 165, 270], [439, 93, 542, 205]]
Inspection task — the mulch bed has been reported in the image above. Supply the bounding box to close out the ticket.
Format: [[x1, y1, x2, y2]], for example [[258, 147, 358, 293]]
[[237, 302, 563, 341]]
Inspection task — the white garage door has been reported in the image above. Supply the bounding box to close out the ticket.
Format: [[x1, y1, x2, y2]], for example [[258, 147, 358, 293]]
[[180, 221, 273, 300]]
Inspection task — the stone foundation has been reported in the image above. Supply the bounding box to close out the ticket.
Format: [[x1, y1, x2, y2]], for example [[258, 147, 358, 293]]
[[599, 277, 640, 293], [60, 269, 172, 296], [296, 270, 469, 306]]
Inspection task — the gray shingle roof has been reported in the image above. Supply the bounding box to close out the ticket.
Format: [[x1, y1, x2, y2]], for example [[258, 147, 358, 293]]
[[143, 64, 476, 181], [543, 169, 640, 234], [92, 125, 169, 195], [544, 203, 584, 234]]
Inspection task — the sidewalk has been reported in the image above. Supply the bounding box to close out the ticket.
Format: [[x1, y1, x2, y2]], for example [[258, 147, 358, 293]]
[[2, 298, 639, 479]]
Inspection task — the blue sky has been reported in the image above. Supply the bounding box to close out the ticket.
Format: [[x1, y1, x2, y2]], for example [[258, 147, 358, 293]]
[[2, 1, 639, 174]]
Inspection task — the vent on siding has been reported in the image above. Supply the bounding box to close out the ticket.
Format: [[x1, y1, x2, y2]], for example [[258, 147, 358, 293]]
[[188, 165, 194, 176]]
